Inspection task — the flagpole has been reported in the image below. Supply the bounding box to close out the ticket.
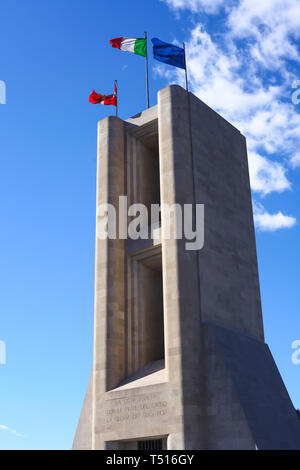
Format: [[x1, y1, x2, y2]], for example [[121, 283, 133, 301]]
[[183, 42, 189, 92], [145, 31, 150, 108], [115, 80, 118, 117]]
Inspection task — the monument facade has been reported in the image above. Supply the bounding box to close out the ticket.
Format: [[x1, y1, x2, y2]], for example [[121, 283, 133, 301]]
[[73, 85, 300, 450]]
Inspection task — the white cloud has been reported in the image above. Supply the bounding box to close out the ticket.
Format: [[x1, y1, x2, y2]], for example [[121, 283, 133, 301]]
[[253, 202, 296, 231], [157, 24, 298, 196], [248, 152, 291, 196], [163, 0, 300, 67], [159, 1, 300, 230], [162, 0, 226, 14], [227, 0, 300, 73], [228, 0, 300, 38], [10, 430, 25, 438], [0, 424, 25, 438], [290, 152, 300, 168]]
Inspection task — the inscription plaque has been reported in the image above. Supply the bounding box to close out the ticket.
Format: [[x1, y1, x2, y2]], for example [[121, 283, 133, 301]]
[[103, 393, 168, 430]]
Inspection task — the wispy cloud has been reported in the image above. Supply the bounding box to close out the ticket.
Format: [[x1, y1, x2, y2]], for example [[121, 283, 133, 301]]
[[248, 152, 291, 196], [253, 202, 296, 232], [0, 424, 25, 438], [160, 0, 300, 230], [161, 0, 227, 14], [228, 0, 300, 66], [290, 152, 300, 168]]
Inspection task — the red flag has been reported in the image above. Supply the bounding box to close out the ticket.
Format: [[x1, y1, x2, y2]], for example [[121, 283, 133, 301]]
[[89, 83, 117, 106], [109, 37, 123, 50]]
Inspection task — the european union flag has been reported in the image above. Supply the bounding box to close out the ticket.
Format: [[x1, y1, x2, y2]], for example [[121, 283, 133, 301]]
[[151, 38, 186, 70]]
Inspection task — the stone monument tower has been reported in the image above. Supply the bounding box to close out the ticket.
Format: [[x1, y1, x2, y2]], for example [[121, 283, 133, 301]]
[[73, 85, 300, 450]]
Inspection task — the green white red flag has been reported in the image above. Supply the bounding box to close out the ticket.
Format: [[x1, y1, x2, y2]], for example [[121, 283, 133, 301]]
[[109, 37, 147, 57]]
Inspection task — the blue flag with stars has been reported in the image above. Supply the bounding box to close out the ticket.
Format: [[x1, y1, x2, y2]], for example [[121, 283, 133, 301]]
[[151, 38, 186, 70]]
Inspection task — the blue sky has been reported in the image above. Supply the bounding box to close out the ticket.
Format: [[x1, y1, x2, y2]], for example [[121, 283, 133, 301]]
[[0, 0, 299, 450]]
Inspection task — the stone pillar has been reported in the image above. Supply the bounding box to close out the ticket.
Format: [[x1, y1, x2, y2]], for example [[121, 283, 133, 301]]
[[158, 85, 205, 449], [92, 116, 125, 449]]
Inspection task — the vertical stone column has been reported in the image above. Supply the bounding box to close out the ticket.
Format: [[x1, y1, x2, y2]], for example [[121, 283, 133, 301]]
[[158, 85, 205, 449], [92, 116, 125, 449]]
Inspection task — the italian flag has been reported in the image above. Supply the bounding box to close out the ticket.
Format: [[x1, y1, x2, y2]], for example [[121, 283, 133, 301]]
[[109, 37, 147, 57]]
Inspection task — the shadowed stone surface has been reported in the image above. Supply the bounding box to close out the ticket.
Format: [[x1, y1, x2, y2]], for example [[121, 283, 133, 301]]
[[210, 323, 300, 450]]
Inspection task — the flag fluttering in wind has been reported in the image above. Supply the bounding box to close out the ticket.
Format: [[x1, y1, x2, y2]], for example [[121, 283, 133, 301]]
[[110, 35, 149, 107], [151, 38, 186, 69], [89, 90, 116, 105], [110, 37, 147, 57], [89, 81, 117, 107]]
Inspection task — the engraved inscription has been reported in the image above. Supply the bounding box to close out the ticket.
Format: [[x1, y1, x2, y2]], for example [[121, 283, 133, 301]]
[[104, 393, 168, 428]]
